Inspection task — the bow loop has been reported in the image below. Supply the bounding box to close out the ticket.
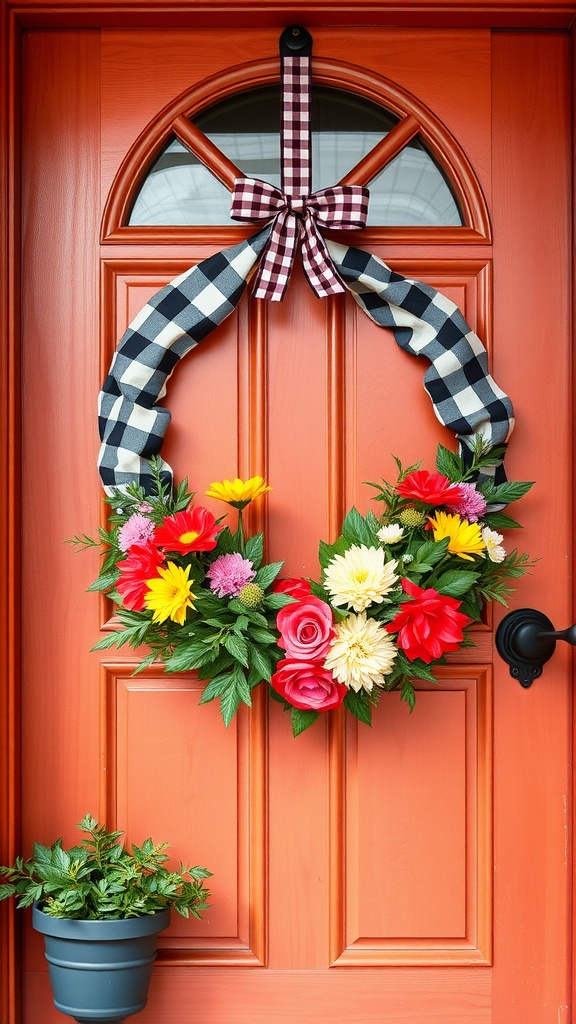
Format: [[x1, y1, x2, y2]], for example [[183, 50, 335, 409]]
[[230, 176, 369, 301]]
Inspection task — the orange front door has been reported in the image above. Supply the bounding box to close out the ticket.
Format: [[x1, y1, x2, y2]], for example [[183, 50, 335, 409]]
[[16, 21, 572, 1023]]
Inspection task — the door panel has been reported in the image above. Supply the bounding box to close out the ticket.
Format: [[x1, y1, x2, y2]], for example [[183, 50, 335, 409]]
[[20, 24, 572, 1023]]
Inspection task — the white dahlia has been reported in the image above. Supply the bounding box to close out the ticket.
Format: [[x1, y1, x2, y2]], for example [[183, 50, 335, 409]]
[[324, 612, 398, 693], [324, 544, 398, 612]]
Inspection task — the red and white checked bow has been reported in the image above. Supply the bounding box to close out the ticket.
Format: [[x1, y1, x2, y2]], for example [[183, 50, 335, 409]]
[[230, 177, 369, 301]]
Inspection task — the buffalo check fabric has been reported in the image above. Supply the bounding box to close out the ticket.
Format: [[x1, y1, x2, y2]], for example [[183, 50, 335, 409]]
[[230, 178, 369, 300], [230, 47, 369, 300], [97, 29, 514, 493], [97, 230, 270, 494], [98, 228, 513, 493], [281, 55, 312, 197], [326, 240, 514, 480]]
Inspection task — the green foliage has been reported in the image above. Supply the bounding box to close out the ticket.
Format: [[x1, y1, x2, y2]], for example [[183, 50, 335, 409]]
[[0, 814, 211, 920]]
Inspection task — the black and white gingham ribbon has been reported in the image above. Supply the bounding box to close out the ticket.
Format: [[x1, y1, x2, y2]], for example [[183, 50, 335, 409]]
[[97, 27, 513, 493], [231, 178, 369, 300], [231, 47, 368, 300]]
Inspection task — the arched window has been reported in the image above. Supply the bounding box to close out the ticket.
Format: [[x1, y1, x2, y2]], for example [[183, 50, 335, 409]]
[[128, 86, 463, 228]]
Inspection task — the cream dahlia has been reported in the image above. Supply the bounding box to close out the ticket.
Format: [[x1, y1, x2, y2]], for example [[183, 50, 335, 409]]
[[324, 544, 398, 612], [324, 612, 398, 692]]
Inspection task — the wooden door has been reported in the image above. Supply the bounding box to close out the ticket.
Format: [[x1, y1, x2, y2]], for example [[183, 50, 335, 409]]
[[14, 21, 572, 1023]]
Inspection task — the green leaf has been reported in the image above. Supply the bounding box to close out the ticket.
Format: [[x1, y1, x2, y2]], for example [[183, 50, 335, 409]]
[[400, 679, 416, 711], [480, 480, 534, 505], [434, 570, 480, 597], [165, 643, 215, 673], [341, 507, 375, 547], [87, 572, 120, 593], [264, 592, 295, 611], [318, 535, 349, 569], [220, 684, 242, 727], [249, 645, 273, 682], [198, 672, 233, 705], [254, 561, 284, 590], [223, 633, 249, 668], [435, 444, 462, 481], [247, 626, 278, 645], [244, 533, 264, 568], [404, 660, 439, 682], [91, 633, 124, 651], [482, 511, 522, 530], [344, 690, 372, 726], [291, 708, 320, 737], [412, 537, 450, 566]]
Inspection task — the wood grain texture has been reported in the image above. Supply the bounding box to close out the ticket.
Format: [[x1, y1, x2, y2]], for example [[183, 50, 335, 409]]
[[6, 16, 574, 1024]]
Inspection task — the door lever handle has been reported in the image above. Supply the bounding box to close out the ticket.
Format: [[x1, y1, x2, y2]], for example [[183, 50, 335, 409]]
[[495, 608, 576, 688]]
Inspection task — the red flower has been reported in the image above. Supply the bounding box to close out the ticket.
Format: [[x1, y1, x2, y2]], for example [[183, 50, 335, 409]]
[[270, 659, 348, 712], [272, 577, 312, 599], [396, 470, 462, 507], [276, 596, 336, 661], [116, 540, 165, 611], [154, 506, 221, 554], [386, 578, 472, 663]]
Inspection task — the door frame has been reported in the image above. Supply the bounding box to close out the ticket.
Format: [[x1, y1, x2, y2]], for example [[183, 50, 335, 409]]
[[1, 3, 575, 1021]]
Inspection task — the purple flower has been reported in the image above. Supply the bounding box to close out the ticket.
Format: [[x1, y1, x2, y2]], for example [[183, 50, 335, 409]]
[[446, 483, 487, 523], [206, 552, 256, 598], [118, 513, 156, 552]]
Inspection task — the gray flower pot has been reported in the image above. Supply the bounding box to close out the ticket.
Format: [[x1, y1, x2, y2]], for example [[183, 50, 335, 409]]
[[32, 904, 170, 1024]]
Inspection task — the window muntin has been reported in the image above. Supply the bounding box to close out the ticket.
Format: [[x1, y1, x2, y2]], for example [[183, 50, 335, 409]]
[[128, 86, 463, 228]]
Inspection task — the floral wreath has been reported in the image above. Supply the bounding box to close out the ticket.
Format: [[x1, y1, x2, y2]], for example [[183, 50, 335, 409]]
[[77, 444, 533, 737], [79, 27, 534, 736]]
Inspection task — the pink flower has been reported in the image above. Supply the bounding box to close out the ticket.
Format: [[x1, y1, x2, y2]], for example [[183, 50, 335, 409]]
[[206, 552, 256, 598], [446, 483, 487, 522], [116, 540, 165, 611], [270, 659, 348, 712], [386, 578, 471, 663], [117, 513, 156, 553], [272, 577, 312, 599], [276, 596, 336, 661]]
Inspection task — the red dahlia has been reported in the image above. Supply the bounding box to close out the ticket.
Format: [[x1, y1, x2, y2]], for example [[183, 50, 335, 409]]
[[396, 469, 462, 507], [116, 540, 165, 611], [154, 506, 221, 554], [386, 578, 472, 663]]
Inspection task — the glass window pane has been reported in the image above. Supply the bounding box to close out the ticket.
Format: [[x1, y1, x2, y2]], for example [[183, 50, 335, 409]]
[[128, 86, 463, 227]]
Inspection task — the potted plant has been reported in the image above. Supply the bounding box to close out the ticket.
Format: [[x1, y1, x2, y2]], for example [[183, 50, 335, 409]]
[[0, 813, 211, 1023]]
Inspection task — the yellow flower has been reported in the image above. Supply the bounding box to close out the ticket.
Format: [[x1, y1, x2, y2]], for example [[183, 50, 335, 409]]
[[324, 612, 398, 692], [144, 562, 195, 625], [429, 511, 486, 561], [205, 476, 271, 510]]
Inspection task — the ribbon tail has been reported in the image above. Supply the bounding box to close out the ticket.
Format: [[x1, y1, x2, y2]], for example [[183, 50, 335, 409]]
[[300, 215, 347, 298], [252, 210, 299, 301]]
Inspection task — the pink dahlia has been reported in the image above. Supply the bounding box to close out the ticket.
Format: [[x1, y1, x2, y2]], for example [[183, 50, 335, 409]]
[[117, 513, 156, 553], [206, 552, 256, 598], [446, 483, 487, 522]]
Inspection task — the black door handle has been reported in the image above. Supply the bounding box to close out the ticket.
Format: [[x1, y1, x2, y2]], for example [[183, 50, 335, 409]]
[[495, 608, 576, 688]]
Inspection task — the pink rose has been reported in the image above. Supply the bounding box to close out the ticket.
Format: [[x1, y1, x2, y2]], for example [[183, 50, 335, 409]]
[[276, 596, 336, 660], [270, 659, 347, 712], [272, 577, 312, 599]]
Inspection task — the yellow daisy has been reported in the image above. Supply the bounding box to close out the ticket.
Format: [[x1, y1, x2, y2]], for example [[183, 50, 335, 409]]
[[205, 475, 271, 510], [144, 562, 195, 625], [429, 510, 486, 561]]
